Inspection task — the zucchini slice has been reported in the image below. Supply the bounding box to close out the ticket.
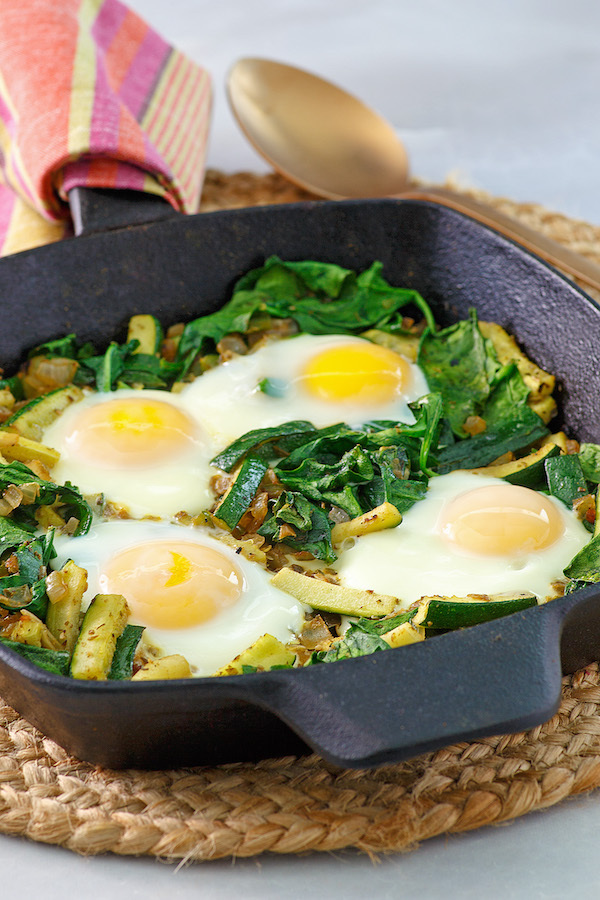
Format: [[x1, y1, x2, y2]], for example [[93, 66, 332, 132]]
[[45, 560, 87, 655], [127, 314, 163, 355], [131, 654, 192, 681], [4, 385, 83, 441], [331, 501, 402, 545], [413, 593, 538, 630], [466, 440, 560, 488], [70, 593, 129, 680], [213, 633, 295, 676], [271, 567, 398, 617], [213, 454, 269, 529], [381, 621, 425, 647]]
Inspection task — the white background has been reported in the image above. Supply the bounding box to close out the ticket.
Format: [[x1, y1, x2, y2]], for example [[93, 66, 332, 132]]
[[3, 1, 600, 896]]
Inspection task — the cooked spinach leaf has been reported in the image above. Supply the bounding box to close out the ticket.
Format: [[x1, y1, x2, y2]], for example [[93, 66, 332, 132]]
[[545, 455, 589, 508], [109, 625, 145, 680], [177, 258, 435, 373], [579, 444, 600, 484], [0, 461, 92, 535], [258, 491, 335, 562], [418, 309, 501, 436], [435, 408, 548, 473], [309, 627, 389, 663], [211, 420, 316, 472], [0, 638, 70, 676], [212, 402, 444, 561], [30, 335, 178, 392], [352, 609, 417, 635], [564, 534, 600, 583]]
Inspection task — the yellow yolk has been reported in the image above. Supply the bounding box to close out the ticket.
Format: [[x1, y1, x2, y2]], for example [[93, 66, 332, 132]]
[[300, 342, 412, 406], [101, 540, 243, 629], [439, 484, 565, 556], [64, 397, 199, 467]]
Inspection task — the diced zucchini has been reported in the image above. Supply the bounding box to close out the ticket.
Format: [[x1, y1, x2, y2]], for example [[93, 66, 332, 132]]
[[4, 385, 83, 441], [35, 506, 66, 529], [412, 592, 538, 630], [213, 454, 269, 529], [478, 321, 555, 399], [9, 611, 62, 651], [0, 431, 59, 468], [45, 560, 87, 655], [331, 502, 402, 545], [70, 593, 129, 680], [9, 615, 44, 647], [131, 654, 192, 681], [271, 567, 398, 617], [381, 621, 425, 648], [528, 395, 557, 424], [126, 314, 163, 355], [465, 440, 560, 488], [0, 389, 15, 410], [213, 633, 296, 676]]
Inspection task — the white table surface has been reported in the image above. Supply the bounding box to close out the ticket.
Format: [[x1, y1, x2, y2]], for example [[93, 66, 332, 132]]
[[4, 1, 600, 896]]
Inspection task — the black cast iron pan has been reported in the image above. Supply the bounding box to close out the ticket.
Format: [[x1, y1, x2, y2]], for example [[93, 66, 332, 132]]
[[0, 190, 599, 770]]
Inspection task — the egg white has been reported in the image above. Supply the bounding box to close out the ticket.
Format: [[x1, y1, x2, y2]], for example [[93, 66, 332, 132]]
[[52, 520, 307, 677], [42, 388, 220, 519], [179, 333, 428, 446], [333, 471, 591, 607]]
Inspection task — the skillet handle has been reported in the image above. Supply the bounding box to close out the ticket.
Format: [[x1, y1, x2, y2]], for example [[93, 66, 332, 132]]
[[68, 187, 178, 236], [247, 604, 564, 768]]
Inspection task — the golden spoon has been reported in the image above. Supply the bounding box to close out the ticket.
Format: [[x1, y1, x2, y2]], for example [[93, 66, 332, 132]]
[[227, 57, 600, 292]]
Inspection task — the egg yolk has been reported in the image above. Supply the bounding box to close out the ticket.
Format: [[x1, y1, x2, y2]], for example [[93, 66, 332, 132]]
[[439, 483, 564, 556], [101, 540, 243, 629], [65, 397, 199, 467], [300, 343, 412, 405]]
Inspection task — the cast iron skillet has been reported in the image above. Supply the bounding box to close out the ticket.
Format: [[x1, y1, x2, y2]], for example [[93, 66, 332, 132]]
[[0, 190, 599, 770]]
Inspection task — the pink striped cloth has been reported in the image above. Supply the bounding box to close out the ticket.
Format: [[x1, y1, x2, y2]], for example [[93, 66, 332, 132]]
[[0, 0, 212, 255]]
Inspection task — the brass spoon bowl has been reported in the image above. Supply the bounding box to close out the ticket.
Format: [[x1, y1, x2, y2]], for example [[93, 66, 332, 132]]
[[227, 58, 600, 292]]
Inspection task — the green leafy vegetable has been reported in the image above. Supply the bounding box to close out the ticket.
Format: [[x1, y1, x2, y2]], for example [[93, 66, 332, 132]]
[[352, 609, 417, 635], [177, 258, 435, 375], [564, 534, 600, 584], [309, 627, 389, 664], [211, 420, 316, 472], [545, 455, 589, 508], [0, 461, 92, 535], [418, 310, 501, 436], [109, 625, 145, 680], [29, 335, 178, 393], [578, 444, 600, 484], [258, 377, 287, 398], [258, 491, 335, 563], [435, 408, 548, 473], [0, 638, 70, 676]]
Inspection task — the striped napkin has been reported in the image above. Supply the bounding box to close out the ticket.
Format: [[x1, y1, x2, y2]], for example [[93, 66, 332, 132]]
[[0, 0, 212, 256]]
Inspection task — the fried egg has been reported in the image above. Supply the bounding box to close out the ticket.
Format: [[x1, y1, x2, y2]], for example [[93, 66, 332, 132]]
[[41, 334, 426, 518], [179, 333, 428, 445], [333, 471, 591, 606], [51, 520, 306, 676], [43, 389, 218, 518]]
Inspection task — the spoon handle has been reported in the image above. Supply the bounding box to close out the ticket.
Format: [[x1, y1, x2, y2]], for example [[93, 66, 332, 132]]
[[395, 187, 600, 293]]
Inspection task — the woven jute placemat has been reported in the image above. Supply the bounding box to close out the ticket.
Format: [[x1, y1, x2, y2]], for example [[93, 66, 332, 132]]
[[2, 170, 600, 862]]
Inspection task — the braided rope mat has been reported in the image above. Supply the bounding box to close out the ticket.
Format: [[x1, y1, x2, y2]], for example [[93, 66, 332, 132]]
[[1, 170, 600, 861]]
